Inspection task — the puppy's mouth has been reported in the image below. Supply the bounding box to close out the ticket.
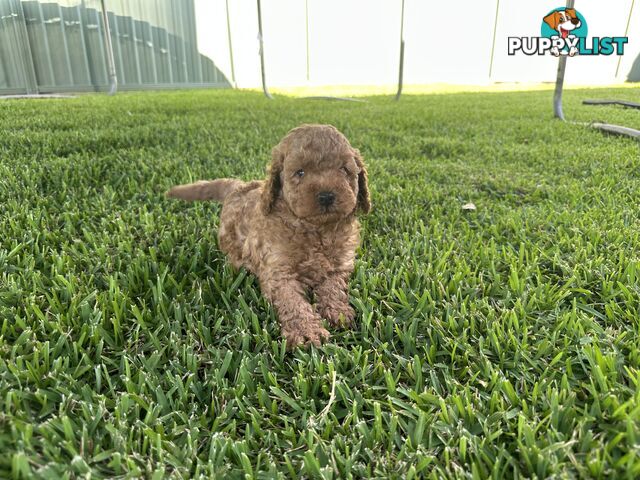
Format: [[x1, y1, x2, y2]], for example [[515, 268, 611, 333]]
[[559, 23, 579, 37], [319, 205, 336, 214], [305, 208, 347, 223]]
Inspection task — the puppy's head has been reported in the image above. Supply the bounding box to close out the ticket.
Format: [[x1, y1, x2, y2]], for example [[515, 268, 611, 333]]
[[543, 8, 581, 38], [261, 124, 370, 223]]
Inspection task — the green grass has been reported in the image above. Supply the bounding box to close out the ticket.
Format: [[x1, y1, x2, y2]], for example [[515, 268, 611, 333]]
[[1, 86, 640, 479]]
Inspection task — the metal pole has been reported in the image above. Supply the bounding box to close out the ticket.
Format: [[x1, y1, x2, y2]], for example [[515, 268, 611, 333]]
[[553, 55, 567, 120], [15, 1, 39, 94], [553, 0, 575, 120], [100, 0, 117, 95], [225, 0, 236, 87], [488, 0, 500, 78], [305, 0, 310, 81], [394, 0, 405, 101], [256, 0, 272, 99], [615, 0, 635, 78]]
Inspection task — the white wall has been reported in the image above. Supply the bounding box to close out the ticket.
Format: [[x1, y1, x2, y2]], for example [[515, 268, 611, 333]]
[[403, 0, 496, 84], [194, 0, 640, 88]]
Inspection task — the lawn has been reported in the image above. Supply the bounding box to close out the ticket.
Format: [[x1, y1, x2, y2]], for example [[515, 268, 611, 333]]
[[1, 86, 639, 479]]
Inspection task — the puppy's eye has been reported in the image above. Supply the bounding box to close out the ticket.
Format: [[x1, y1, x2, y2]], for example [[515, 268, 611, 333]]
[[295, 169, 305, 178], [341, 166, 350, 175]]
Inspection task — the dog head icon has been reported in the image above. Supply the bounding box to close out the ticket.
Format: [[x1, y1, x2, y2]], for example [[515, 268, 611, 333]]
[[543, 8, 581, 39]]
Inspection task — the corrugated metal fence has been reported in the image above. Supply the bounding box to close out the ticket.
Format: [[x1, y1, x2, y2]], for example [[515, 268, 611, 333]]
[[0, 0, 231, 94]]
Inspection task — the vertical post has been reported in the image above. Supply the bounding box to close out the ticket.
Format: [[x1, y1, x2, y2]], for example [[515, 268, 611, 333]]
[[488, 0, 500, 78], [157, 0, 174, 84], [56, 3, 75, 86], [36, 1, 56, 86], [256, 0, 272, 99], [15, 0, 39, 94], [615, 0, 635, 78], [553, 0, 575, 120], [553, 56, 567, 120], [394, 0, 405, 101], [225, 0, 236, 86], [305, 0, 310, 81], [100, 0, 117, 95], [76, 3, 94, 86], [147, 20, 158, 85], [128, 12, 142, 84], [175, 1, 189, 83]]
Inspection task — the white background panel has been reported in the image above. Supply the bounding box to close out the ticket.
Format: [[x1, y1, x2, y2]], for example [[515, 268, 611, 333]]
[[262, 0, 308, 86], [404, 0, 497, 83], [194, 0, 639, 88], [226, 0, 261, 88], [195, 0, 234, 85], [307, 0, 400, 85]]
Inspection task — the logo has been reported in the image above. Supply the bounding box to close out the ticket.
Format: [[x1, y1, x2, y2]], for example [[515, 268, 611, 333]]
[[508, 7, 628, 57]]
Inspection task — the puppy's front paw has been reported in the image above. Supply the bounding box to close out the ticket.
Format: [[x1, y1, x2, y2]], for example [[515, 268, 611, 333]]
[[282, 318, 330, 349], [318, 303, 355, 328]]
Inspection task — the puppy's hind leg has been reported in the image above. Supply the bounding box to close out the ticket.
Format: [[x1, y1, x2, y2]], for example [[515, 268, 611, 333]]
[[166, 179, 244, 202]]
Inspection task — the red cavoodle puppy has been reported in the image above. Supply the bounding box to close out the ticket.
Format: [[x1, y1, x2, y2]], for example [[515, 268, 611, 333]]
[[167, 124, 370, 348]]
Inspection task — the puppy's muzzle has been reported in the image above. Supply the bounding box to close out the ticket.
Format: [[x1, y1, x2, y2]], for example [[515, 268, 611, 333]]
[[317, 191, 336, 207]]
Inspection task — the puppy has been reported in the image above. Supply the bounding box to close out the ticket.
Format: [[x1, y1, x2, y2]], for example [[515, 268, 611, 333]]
[[543, 8, 581, 57], [166, 124, 370, 348]]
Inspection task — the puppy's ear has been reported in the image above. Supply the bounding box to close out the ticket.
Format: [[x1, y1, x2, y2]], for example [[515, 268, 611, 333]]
[[543, 11, 561, 30], [261, 145, 284, 215], [353, 149, 371, 214], [566, 8, 577, 19]]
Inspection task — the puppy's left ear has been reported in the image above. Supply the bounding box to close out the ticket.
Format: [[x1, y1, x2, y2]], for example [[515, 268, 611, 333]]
[[353, 149, 371, 214], [543, 11, 560, 30], [261, 145, 284, 215]]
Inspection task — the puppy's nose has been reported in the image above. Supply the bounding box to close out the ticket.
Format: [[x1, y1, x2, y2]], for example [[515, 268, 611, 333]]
[[571, 18, 579, 25], [317, 191, 336, 207]]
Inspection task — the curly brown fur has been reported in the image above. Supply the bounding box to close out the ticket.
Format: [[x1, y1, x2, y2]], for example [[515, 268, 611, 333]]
[[166, 124, 370, 348]]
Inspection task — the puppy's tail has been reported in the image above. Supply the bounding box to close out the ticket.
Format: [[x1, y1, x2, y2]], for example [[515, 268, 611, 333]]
[[165, 179, 244, 202]]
